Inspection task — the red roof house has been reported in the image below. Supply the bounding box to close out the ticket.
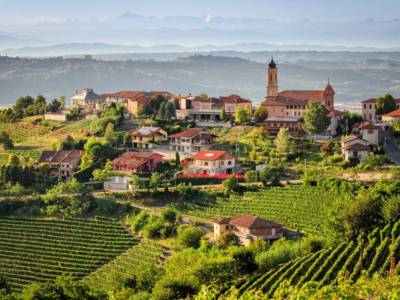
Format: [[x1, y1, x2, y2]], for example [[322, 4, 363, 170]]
[[213, 215, 283, 245], [111, 151, 163, 174]]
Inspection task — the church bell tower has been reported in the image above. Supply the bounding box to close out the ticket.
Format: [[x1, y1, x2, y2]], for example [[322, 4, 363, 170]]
[[267, 58, 278, 99]]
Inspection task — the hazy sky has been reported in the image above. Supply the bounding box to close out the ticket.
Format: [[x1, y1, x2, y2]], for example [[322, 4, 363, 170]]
[[1, 0, 399, 24]]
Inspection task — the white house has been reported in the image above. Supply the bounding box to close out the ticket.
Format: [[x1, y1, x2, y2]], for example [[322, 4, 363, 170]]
[[104, 176, 132, 191], [182, 150, 236, 176], [357, 121, 380, 147], [341, 135, 370, 162]]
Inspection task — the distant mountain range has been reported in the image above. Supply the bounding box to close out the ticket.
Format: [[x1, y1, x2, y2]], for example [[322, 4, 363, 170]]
[[1, 14, 400, 53], [2, 42, 400, 58], [0, 53, 399, 107]]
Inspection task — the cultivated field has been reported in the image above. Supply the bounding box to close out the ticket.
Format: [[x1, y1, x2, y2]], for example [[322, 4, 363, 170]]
[[175, 185, 336, 235], [0, 217, 137, 290]]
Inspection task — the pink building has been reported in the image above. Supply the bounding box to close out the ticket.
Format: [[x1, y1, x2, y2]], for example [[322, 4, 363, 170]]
[[111, 152, 163, 174]]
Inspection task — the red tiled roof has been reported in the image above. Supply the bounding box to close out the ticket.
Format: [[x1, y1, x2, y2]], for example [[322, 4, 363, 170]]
[[214, 215, 282, 229], [358, 121, 379, 129], [37, 150, 84, 164], [219, 95, 252, 104], [344, 143, 370, 151], [278, 90, 325, 103], [111, 152, 163, 169], [102, 91, 144, 98], [383, 109, 400, 118], [341, 134, 362, 143], [191, 150, 235, 161], [362, 98, 400, 104], [128, 127, 164, 138], [170, 128, 207, 138]]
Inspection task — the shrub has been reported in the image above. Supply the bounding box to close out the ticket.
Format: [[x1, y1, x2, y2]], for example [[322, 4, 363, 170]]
[[217, 231, 240, 248], [382, 196, 400, 223], [175, 225, 204, 249]]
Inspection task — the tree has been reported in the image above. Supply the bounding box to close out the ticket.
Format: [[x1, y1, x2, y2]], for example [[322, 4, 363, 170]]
[[175, 151, 180, 167], [275, 128, 295, 161], [165, 102, 176, 120], [220, 108, 228, 122], [79, 152, 94, 170], [130, 174, 142, 191], [104, 122, 115, 145], [254, 106, 268, 123], [47, 98, 62, 113], [123, 133, 132, 148], [342, 195, 383, 238], [150, 95, 166, 116], [217, 231, 240, 248], [235, 106, 250, 124], [0, 132, 13, 149], [376, 93, 396, 115], [303, 101, 330, 135], [7, 154, 20, 167], [222, 176, 239, 195], [198, 92, 208, 101], [150, 172, 163, 192], [60, 96, 66, 110], [321, 140, 335, 157], [93, 160, 113, 182], [175, 225, 204, 249], [158, 101, 167, 120], [58, 135, 75, 150]]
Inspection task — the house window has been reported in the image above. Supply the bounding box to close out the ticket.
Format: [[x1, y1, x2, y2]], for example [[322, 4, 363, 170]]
[[251, 229, 256, 235], [369, 104, 372, 109], [353, 151, 358, 158], [364, 104, 367, 109], [204, 162, 208, 166], [367, 129, 374, 134], [228, 161, 232, 165]]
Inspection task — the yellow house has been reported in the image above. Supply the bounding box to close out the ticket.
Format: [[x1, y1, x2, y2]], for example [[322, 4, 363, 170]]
[[128, 127, 168, 149]]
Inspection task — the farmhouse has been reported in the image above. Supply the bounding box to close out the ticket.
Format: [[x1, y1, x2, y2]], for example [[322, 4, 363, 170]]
[[182, 150, 236, 176], [169, 128, 216, 155], [341, 135, 371, 163], [71, 88, 105, 113], [36, 150, 84, 177], [213, 215, 283, 246], [261, 59, 342, 135], [110, 151, 163, 174], [128, 127, 168, 149]]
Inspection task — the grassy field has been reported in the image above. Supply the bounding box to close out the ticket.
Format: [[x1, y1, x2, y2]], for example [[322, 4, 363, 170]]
[[0, 217, 137, 291], [174, 185, 336, 235]]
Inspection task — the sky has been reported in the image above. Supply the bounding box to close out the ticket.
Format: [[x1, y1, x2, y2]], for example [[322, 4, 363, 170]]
[[0, 0, 399, 24]]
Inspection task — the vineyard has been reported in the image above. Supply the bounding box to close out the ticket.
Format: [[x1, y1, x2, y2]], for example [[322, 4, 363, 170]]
[[176, 185, 336, 234], [228, 220, 400, 299], [0, 150, 41, 166], [0, 121, 52, 144], [0, 217, 137, 291], [84, 240, 167, 293]]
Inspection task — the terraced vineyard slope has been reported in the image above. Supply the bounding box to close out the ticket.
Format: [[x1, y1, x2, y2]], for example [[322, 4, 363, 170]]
[[229, 220, 400, 299], [84, 240, 167, 293], [176, 186, 336, 234], [0, 217, 137, 290]]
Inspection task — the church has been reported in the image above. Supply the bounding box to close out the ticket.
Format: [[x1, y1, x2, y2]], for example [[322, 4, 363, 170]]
[[262, 59, 342, 135]]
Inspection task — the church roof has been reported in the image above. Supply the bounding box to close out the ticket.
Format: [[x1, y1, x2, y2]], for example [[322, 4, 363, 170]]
[[278, 90, 325, 103]]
